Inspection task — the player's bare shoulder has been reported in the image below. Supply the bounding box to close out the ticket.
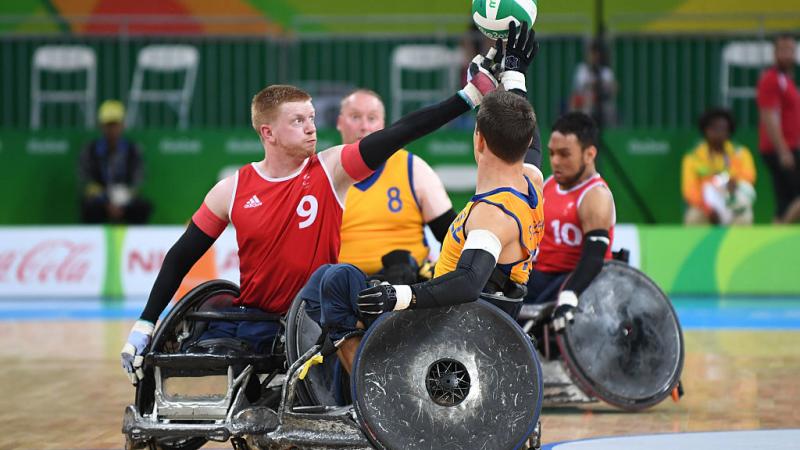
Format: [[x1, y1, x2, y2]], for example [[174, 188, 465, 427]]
[[316, 144, 345, 166], [316, 144, 352, 203], [524, 163, 545, 192], [204, 173, 237, 221], [466, 201, 520, 244], [578, 182, 615, 230]]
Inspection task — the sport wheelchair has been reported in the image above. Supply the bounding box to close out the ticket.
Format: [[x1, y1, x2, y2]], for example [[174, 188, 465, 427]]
[[518, 259, 685, 411], [124, 281, 545, 449]]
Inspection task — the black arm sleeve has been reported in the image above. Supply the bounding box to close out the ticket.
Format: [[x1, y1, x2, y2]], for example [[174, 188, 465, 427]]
[[359, 95, 470, 170], [509, 88, 542, 168], [410, 248, 496, 309], [139, 221, 216, 323], [525, 126, 542, 168], [562, 229, 609, 297], [426, 208, 457, 243]]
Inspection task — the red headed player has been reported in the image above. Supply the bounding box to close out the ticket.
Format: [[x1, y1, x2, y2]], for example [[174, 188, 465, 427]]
[[525, 112, 616, 331], [120, 54, 502, 385]]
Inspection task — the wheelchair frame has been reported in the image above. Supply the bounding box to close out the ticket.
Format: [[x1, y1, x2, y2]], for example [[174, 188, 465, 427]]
[[123, 280, 545, 450]]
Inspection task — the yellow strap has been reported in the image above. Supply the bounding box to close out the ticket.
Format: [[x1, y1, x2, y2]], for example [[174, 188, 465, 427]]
[[298, 354, 324, 380], [418, 261, 434, 280]]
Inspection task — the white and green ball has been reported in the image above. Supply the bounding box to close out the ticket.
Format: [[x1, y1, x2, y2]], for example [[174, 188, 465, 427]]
[[471, 0, 538, 40]]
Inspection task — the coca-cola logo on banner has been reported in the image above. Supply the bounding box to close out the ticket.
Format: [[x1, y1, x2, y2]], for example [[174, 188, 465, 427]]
[[0, 240, 93, 283], [0, 228, 105, 296]]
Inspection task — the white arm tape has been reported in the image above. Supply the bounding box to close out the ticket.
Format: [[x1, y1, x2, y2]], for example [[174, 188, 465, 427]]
[[458, 84, 482, 109], [587, 235, 611, 246], [557, 290, 579, 308], [393, 285, 413, 311], [500, 70, 527, 93], [132, 319, 155, 335], [463, 229, 502, 262]]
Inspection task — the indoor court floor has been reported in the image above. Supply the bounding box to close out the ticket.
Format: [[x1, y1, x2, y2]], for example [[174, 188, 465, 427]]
[[0, 296, 798, 449]]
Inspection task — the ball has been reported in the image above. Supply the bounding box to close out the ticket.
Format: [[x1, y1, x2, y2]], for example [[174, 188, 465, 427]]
[[471, 0, 538, 40]]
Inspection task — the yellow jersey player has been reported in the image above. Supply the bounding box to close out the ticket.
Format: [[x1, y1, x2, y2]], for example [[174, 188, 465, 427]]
[[335, 89, 455, 282], [358, 23, 544, 323], [359, 89, 544, 322], [300, 22, 541, 372]]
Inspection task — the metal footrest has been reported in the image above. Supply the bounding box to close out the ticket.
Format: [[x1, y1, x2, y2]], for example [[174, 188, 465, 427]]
[[147, 352, 283, 374], [122, 404, 278, 443]]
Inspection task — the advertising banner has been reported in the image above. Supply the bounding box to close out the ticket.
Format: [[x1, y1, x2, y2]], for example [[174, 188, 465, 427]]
[[120, 227, 240, 299], [0, 225, 798, 298], [640, 226, 800, 295], [611, 224, 640, 269], [0, 227, 105, 297]]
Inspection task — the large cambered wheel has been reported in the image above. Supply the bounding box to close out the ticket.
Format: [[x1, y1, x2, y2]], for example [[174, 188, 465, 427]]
[[555, 261, 684, 411], [351, 300, 543, 450]]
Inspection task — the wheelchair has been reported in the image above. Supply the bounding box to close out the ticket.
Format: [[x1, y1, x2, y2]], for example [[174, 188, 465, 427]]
[[123, 280, 286, 450], [517, 256, 685, 412], [124, 281, 544, 449]]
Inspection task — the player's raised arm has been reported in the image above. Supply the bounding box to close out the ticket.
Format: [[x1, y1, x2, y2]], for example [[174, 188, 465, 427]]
[[319, 45, 502, 194], [120, 176, 233, 385], [497, 21, 543, 169]]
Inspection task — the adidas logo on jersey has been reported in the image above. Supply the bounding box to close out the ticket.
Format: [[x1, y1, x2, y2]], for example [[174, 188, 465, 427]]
[[244, 195, 262, 209]]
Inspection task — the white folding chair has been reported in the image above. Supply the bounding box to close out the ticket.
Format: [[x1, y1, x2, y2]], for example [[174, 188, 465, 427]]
[[30, 45, 96, 129], [297, 81, 356, 129], [720, 42, 774, 107], [126, 45, 199, 129], [390, 45, 462, 122]]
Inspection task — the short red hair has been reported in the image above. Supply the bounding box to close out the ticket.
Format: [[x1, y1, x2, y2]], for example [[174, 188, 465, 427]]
[[251, 85, 312, 130]]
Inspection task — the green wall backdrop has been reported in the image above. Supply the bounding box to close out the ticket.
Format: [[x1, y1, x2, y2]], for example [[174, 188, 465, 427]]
[[0, 126, 776, 225]]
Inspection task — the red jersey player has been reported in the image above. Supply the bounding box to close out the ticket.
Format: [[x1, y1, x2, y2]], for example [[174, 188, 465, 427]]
[[121, 57, 501, 385], [524, 112, 616, 331]]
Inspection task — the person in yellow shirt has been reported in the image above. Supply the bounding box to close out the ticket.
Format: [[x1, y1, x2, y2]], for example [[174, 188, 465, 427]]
[[682, 108, 756, 225], [335, 89, 455, 282]]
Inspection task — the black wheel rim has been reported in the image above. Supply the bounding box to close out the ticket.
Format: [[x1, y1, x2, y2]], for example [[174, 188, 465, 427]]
[[425, 358, 471, 407]]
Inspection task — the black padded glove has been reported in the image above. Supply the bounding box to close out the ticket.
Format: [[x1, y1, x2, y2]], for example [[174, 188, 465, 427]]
[[499, 21, 539, 92], [357, 282, 398, 319]]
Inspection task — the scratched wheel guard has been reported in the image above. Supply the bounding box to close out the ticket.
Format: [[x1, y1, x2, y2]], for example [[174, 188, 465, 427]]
[[556, 260, 685, 411], [351, 300, 543, 450]]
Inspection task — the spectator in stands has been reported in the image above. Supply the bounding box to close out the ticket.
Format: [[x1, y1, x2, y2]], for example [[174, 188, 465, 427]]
[[757, 34, 800, 223], [682, 108, 756, 225], [79, 100, 152, 224], [569, 39, 618, 127]]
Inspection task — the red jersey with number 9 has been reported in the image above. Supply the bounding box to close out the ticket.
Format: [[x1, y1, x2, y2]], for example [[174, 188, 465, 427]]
[[535, 174, 615, 274], [229, 155, 343, 313]]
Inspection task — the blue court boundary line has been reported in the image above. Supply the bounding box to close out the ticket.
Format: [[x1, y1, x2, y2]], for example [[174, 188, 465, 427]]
[[541, 428, 800, 449], [1, 297, 800, 329]]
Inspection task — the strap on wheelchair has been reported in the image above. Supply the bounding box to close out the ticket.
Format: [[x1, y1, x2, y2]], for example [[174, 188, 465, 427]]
[[316, 327, 365, 358]]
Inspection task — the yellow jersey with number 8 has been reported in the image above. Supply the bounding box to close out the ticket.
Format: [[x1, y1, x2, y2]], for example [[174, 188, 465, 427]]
[[338, 150, 428, 274]]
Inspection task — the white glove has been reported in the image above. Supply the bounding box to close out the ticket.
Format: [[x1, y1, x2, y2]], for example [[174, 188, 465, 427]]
[[121, 320, 155, 385], [552, 290, 578, 332]]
